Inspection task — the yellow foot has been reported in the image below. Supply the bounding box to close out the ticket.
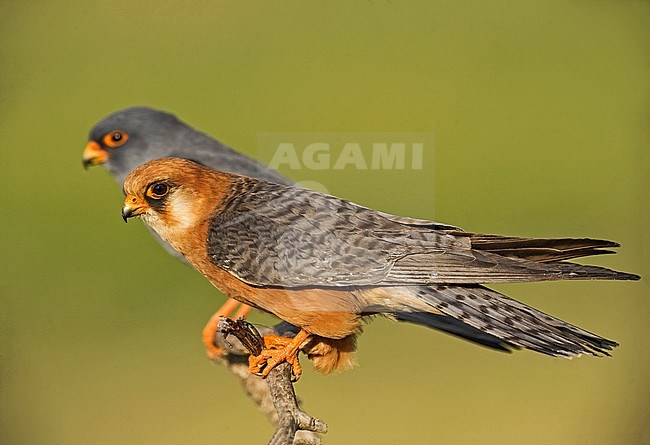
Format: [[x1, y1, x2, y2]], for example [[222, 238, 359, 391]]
[[202, 298, 252, 359], [248, 330, 311, 381]]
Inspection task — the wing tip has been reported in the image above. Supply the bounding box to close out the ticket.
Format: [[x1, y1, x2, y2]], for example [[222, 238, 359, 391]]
[[611, 271, 641, 281]]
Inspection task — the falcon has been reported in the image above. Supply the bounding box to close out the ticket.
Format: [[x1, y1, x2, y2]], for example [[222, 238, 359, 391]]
[[121, 157, 639, 379]]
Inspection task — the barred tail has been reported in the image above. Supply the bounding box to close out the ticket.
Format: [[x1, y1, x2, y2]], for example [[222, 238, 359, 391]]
[[410, 284, 617, 357]]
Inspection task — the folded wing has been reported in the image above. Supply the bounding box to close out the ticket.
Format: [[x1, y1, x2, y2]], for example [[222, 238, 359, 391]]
[[208, 179, 639, 288]]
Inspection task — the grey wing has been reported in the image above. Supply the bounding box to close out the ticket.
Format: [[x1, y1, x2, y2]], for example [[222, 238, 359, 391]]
[[207, 180, 637, 288]]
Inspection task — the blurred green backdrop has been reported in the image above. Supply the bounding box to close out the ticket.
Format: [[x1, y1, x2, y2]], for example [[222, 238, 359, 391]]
[[1, 1, 648, 444]]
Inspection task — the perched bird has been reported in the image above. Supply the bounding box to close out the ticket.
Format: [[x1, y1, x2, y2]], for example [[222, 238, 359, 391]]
[[121, 158, 639, 378], [82, 107, 293, 355]]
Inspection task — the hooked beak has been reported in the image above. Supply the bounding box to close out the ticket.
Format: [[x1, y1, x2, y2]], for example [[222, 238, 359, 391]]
[[122, 194, 148, 223], [82, 141, 108, 169]]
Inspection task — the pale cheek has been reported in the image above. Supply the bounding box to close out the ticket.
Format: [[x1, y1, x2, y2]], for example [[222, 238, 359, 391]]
[[138, 195, 201, 247], [168, 197, 200, 230]]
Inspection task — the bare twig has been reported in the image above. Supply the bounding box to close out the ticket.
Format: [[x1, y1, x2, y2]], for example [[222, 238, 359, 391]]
[[212, 318, 327, 445]]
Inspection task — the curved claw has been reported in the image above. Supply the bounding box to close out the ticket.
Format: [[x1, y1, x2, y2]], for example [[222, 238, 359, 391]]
[[248, 330, 310, 381]]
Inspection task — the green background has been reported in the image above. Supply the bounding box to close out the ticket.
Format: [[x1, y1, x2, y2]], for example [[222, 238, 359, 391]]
[[1, 1, 648, 444]]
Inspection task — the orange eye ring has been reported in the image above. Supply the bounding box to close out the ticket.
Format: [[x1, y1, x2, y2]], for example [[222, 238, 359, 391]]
[[103, 130, 128, 148]]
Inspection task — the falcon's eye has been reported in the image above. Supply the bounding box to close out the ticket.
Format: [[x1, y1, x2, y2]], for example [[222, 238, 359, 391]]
[[103, 130, 128, 148], [147, 183, 170, 199]]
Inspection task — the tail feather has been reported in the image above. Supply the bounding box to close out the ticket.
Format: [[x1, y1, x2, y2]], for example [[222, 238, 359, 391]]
[[410, 284, 618, 357], [465, 234, 623, 263]]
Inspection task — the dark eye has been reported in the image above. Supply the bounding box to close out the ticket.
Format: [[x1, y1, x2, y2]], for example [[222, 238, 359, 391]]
[[147, 183, 169, 199], [103, 130, 128, 148]]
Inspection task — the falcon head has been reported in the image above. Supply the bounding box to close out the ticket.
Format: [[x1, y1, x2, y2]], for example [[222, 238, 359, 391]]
[[82, 107, 202, 183], [121, 158, 230, 246]]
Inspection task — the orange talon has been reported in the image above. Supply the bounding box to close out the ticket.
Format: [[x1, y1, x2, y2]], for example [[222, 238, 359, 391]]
[[202, 298, 253, 359], [248, 330, 310, 380]]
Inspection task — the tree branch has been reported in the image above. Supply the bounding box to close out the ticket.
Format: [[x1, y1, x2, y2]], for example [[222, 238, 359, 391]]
[[212, 318, 327, 445]]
